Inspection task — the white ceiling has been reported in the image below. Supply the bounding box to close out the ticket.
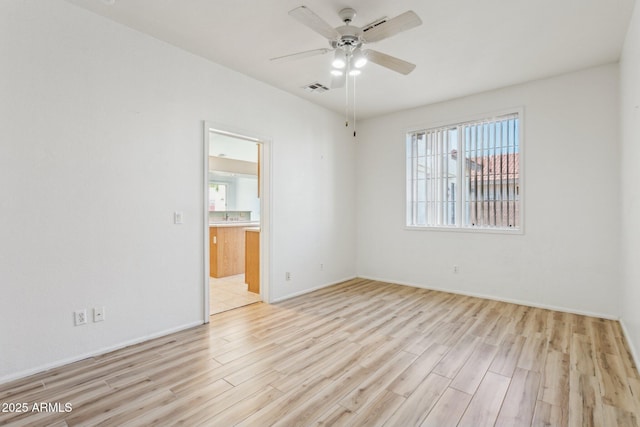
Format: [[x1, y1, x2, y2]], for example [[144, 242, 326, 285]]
[[209, 131, 259, 163], [66, 0, 635, 119]]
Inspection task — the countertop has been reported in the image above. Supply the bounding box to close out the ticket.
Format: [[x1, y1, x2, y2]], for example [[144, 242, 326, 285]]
[[209, 222, 260, 228]]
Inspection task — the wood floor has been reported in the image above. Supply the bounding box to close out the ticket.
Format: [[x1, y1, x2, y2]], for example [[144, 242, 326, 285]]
[[1, 278, 639, 426]]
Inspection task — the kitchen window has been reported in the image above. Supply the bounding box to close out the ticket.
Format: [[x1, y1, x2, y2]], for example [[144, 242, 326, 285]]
[[209, 183, 227, 211], [406, 111, 522, 232]]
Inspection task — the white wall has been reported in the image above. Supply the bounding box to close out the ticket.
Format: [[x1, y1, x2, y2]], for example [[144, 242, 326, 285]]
[[620, 2, 640, 367], [0, 0, 356, 382], [356, 64, 620, 318]]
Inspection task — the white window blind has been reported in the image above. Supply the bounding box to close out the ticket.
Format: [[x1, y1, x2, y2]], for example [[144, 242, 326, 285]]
[[406, 112, 521, 231]]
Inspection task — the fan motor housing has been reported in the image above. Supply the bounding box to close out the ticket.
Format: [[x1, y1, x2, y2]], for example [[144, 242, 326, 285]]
[[332, 34, 361, 48], [331, 26, 363, 51]]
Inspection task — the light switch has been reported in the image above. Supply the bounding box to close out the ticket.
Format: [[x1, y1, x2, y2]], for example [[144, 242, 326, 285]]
[[174, 211, 184, 224]]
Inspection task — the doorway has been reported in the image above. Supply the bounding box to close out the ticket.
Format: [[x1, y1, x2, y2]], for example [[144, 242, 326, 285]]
[[203, 123, 270, 320]]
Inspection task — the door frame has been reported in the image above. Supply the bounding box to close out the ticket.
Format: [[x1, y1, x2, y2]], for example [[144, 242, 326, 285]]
[[202, 122, 272, 322]]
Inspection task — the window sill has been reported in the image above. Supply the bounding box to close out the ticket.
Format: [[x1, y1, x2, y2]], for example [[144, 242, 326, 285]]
[[404, 225, 523, 235]]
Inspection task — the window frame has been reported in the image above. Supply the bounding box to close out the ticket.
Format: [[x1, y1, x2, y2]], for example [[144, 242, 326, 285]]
[[405, 107, 524, 235]]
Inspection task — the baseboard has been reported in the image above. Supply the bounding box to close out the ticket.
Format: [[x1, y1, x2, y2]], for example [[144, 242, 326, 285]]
[[270, 275, 358, 303], [357, 275, 619, 321], [619, 318, 640, 374], [0, 320, 203, 386]]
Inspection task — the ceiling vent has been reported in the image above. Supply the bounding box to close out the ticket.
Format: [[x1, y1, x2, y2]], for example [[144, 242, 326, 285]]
[[303, 82, 330, 93], [362, 17, 388, 32]]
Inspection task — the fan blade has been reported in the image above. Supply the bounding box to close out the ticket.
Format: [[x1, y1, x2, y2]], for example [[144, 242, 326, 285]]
[[362, 11, 422, 43], [289, 6, 341, 40], [365, 49, 416, 75], [270, 48, 332, 62], [331, 72, 346, 89]]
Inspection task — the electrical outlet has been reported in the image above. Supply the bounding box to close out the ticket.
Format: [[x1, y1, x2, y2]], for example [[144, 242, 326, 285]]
[[93, 307, 105, 322], [320, 263, 324, 271], [285, 272, 291, 281], [74, 309, 87, 326], [453, 265, 459, 274]]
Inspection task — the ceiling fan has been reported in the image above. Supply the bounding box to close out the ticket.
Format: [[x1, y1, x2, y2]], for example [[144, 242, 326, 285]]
[[271, 6, 422, 88]]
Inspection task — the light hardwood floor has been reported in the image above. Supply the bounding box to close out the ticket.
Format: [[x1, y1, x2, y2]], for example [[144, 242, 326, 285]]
[[1, 278, 639, 426]]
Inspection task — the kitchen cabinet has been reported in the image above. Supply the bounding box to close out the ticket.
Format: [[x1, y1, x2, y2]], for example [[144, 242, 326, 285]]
[[245, 228, 260, 294], [209, 225, 246, 278]]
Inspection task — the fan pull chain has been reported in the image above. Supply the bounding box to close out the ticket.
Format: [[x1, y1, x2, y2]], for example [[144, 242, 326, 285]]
[[345, 70, 349, 127], [344, 57, 350, 128], [353, 74, 357, 137]]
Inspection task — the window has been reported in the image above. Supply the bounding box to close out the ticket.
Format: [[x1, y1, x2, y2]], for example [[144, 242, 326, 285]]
[[406, 111, 521, 231], [209, 183, 227, 211]]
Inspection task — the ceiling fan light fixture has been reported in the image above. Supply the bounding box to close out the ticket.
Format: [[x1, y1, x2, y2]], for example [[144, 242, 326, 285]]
[[280, 6, 422, 136], [353, 48, 367, 68], [332, 50, 347, 69]]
